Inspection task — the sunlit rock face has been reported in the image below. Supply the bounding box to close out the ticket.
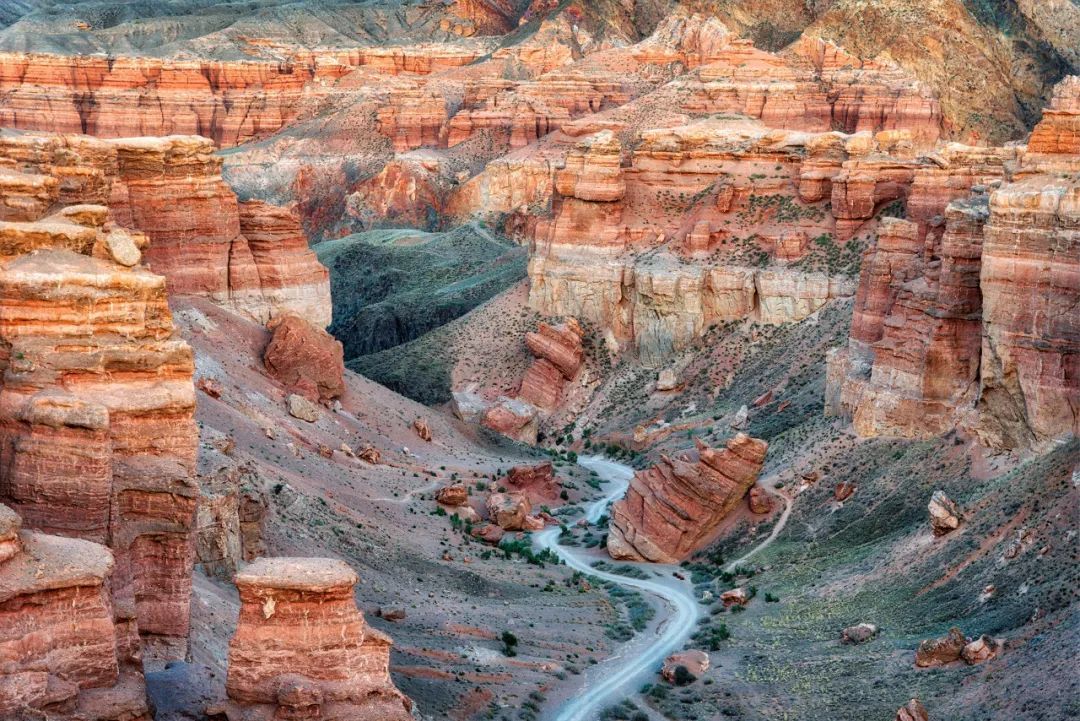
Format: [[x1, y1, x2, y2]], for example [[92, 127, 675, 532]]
[[214, 557, 413, 721], [0, 132, 332, 327], [0, 139, 200, 665], [608, 434, 768, 563], [0, 53, 320, 146], [827, 77, 1080, 449]]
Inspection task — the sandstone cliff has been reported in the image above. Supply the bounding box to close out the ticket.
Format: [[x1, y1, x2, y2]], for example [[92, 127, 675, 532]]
[[827, 77, 1080, 449], [0, 132, 332, 327], [0, 505, 152, 720]]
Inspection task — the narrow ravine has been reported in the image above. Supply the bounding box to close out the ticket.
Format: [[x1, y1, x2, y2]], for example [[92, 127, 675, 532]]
[[534, 456, 701, 721]]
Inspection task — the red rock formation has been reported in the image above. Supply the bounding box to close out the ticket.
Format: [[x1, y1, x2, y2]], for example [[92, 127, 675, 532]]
[[0, 133, 332, 326], [436, 483, 469, 507], [263, 313, 345, 403], [518, 318, 584, 409], [236, 201, 333, 327], [481, 397, 539, 444], [0, 140, 199, 662], [502, 462, 561, 506], [376, 86, 448, 152], [827, 82, 1079, 448], [1026, 76, 1080, 160], [216, 557, 412, 721], [486, 492, 532, 531], [915, 627, 966, 667], [0, 53, 317, 147], [555, 131, 624, 202], [195, 462, 268, 579], [896, 699, 929, 721], [976, 175, 1080, 447], [0, 505, 151, 719], [608, 434, 768, 563]]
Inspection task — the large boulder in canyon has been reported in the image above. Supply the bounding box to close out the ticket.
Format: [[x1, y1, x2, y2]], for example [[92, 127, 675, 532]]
[[486, 492, 532, 531], [608, 434, 768, 563], [263, 313, 345, 403]]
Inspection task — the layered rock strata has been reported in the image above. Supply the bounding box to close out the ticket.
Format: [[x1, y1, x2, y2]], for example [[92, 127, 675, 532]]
[[0, 132, 332, 327], [215, 557, 412, 721], [827, 77, 1080, 448], [0, 53, 321, 147], [518, 319, 584, 409], [0, 142, 200, 662], [608, 434, 768, 563], [0, 505, 152, 720]]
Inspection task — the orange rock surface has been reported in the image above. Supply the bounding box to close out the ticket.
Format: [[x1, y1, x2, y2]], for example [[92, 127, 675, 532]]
[[217, 557, 412, 721], [0, 137, 199, 663], [608, 434, 768, 563], [0, 508, 152, 720], [0, 53, 317, 147], [263, 313, 345, 403]]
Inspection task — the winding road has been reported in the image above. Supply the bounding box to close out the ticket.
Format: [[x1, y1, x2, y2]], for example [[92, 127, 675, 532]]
[[534, 456, 702, 721]]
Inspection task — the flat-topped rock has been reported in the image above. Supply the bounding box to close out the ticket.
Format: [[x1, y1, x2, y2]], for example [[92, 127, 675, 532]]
[[235, 556, 359, 592], [0, 529, 113, 603]]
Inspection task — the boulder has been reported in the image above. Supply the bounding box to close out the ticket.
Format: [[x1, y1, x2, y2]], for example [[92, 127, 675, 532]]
[[896, 699, 929, 721], [834, 482, 857, 501], [486, 492, 532, 531], [503, 462, 561, 505], [471, 523, 505, 545], [927, 491, 961, 536], [748, 485, 773, 514], [656, 368, 680, 392], [661, 650, 709, 683], [481, 397, 539, 445], [720, 587, 750, 607], [359, 446, 382, 464], [263, 314, 345, 403], [413, 418, 433, 441], [841, 623, 879, 644], [287, 393, 320, 423], [915, 627, 966, 667], [961, 635, 1001, 665], [435, 484, 469, 507]]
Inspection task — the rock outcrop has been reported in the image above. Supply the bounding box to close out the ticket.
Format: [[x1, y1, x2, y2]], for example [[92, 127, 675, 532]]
[[263, 313, 345, 403], [0, 53, 321, 147], [0, 504, 152, 719], [518, 319, 585, 409], [927, 491, 961, 537], [214, 557, 412, 721], [896, 699, 929, 721], [914, 627, 967, 667], [0, 148, 200, 663], [608, 434, 768, 563], [827, 77, 1080, 449], [661, 650, 710, 683], [0, 133, 332, 327]]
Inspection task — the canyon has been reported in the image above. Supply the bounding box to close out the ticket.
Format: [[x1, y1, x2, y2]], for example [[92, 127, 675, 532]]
[[0, 2, 1076, 721]]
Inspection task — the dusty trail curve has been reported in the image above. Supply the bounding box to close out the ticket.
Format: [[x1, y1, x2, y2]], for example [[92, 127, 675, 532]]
[[535, 456, 701, 721]]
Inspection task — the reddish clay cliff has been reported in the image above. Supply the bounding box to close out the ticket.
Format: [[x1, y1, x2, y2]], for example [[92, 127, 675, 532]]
[[0, 505, 152, 720]]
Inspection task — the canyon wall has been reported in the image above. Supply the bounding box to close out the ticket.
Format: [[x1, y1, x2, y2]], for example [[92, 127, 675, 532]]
[[0, 132, 332, 327], [0, 143, 199, 664], [827, 76, 1080, 449]]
